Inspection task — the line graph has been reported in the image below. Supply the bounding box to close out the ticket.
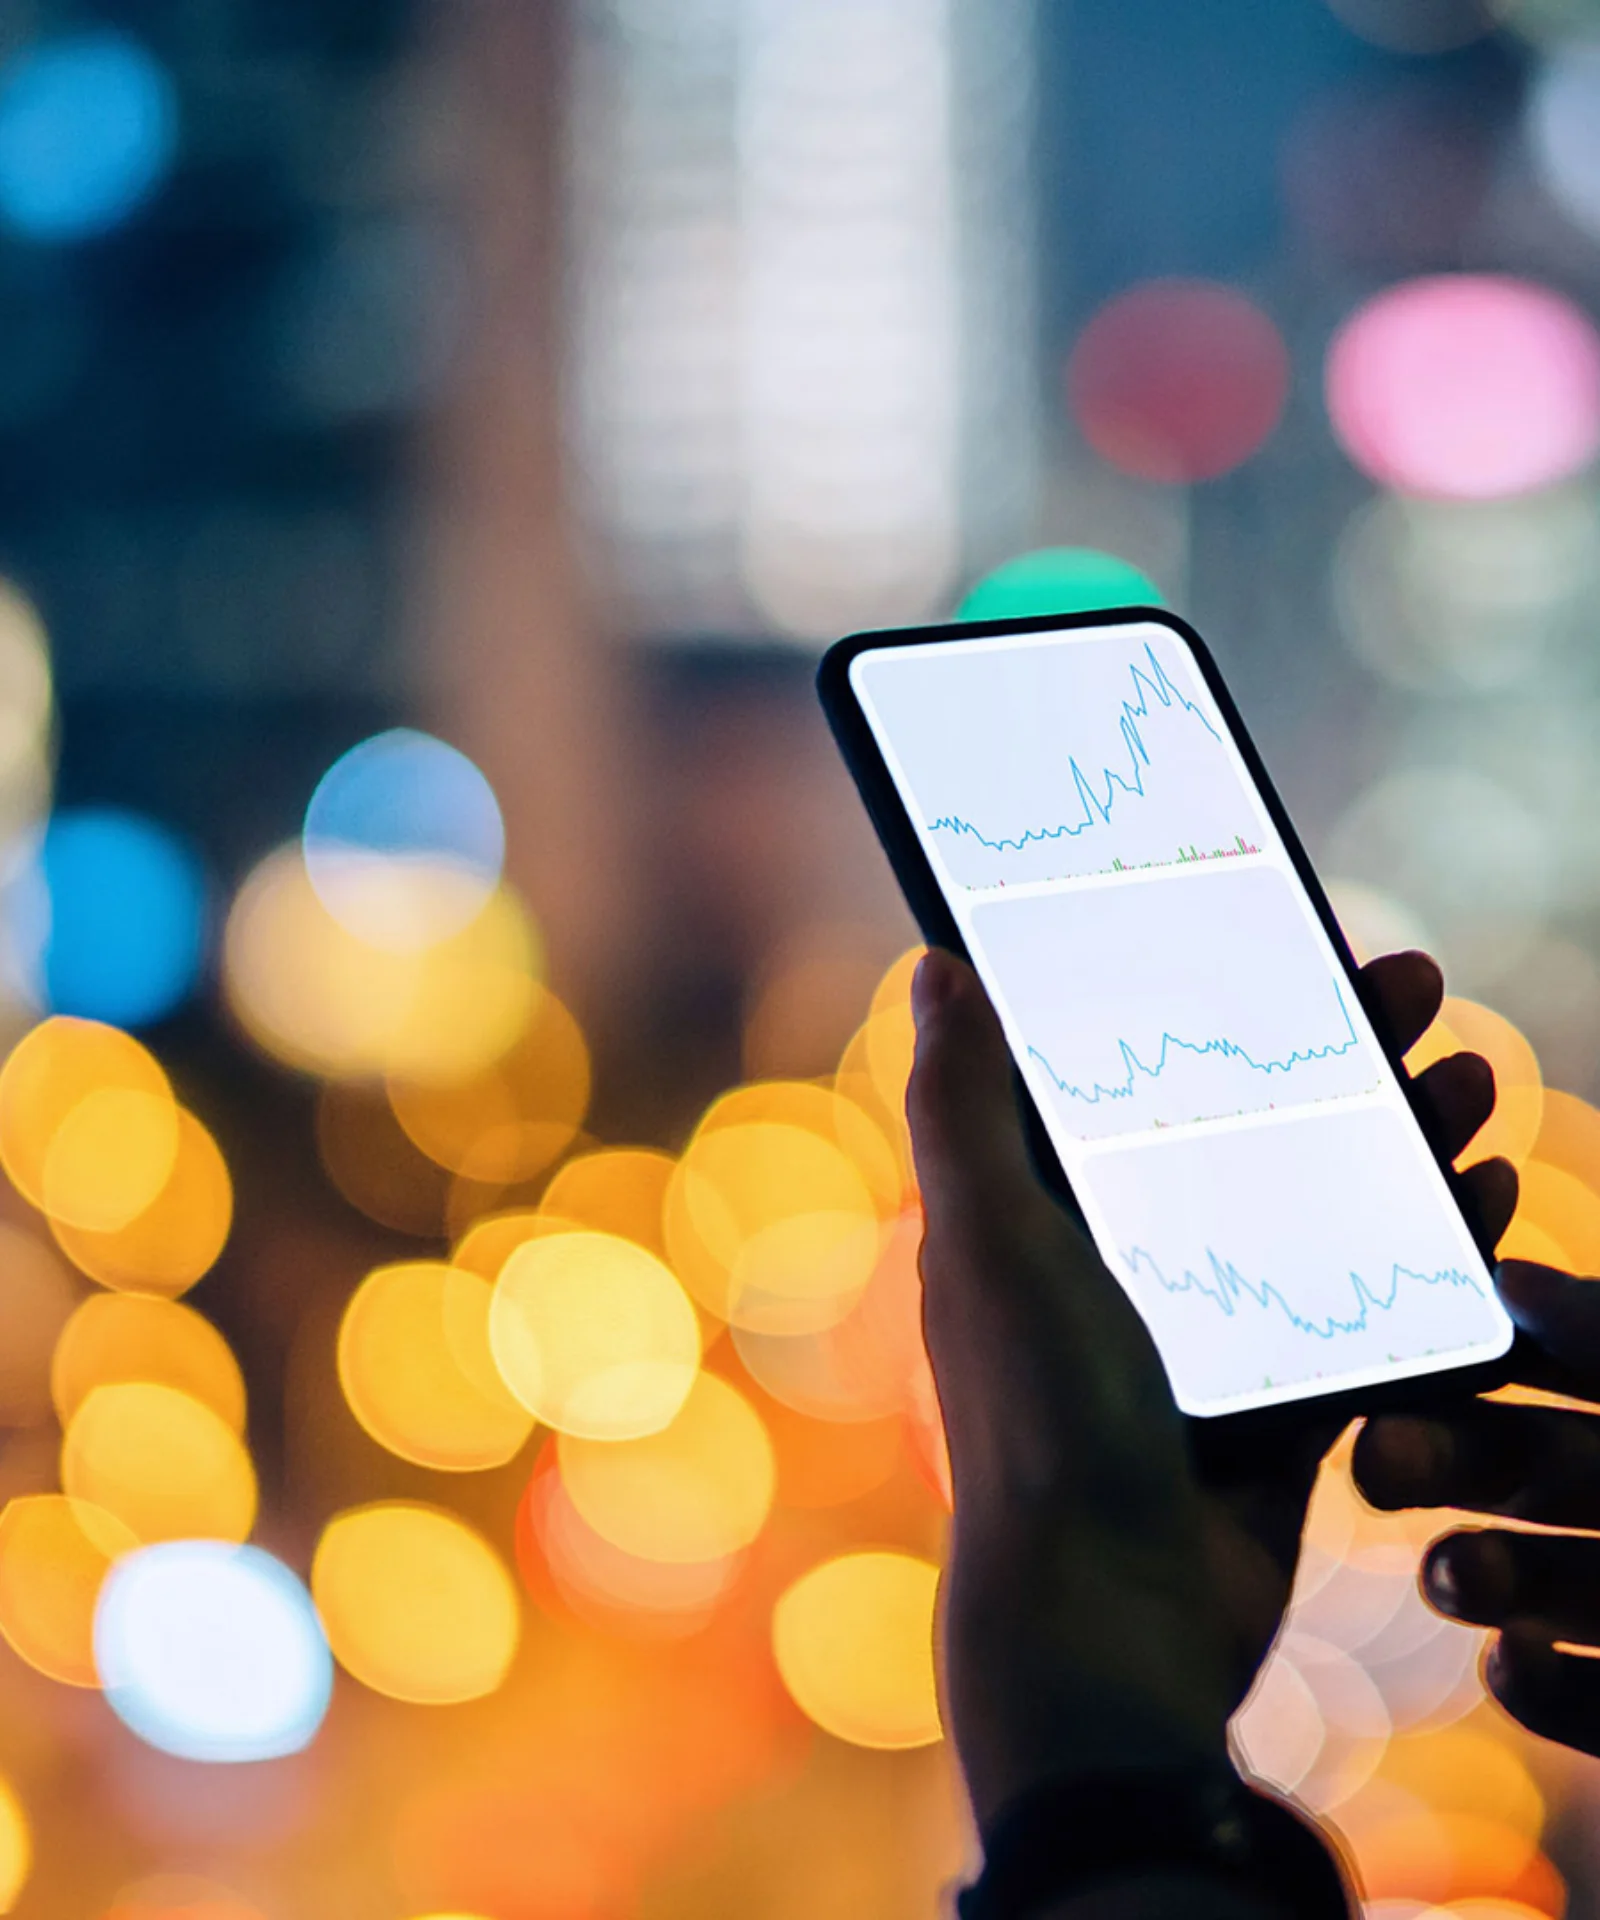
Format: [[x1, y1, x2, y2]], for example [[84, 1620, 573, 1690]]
[[1123, 1247, 1482, 1342], [852, 628, 1260, 887], [972, 866, 1380, 1140], [1084, 1106, 1506, 1411]]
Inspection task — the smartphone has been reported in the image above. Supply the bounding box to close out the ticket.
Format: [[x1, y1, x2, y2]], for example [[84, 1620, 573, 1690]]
[[819, 605, 1516, 1431]]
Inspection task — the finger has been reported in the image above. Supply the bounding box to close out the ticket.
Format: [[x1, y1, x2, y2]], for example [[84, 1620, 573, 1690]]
[[1423, 1527, 1600, 1643], [906, 949, 1056, 1259], [1412, 1052, 1495, 1163], [1359, 949, 1443, 1056], [1463, 1158, 1518, 1250], [1354, 1400, 1600, 1527], [1484, 1623, 1600, 1760], [1498, 1261, 1600, 1375]]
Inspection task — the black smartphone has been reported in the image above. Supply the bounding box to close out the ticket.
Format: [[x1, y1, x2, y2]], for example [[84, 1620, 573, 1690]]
[[819, 604, 1516, 1434]]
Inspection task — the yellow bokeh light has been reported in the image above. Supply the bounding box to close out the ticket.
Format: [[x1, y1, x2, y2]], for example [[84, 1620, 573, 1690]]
[[387, 986, 590, 1182], [316, 1082, 453, 1238], [452, 1209, 576, 1282], [0, 1493, 137, 1687], [1503, 1158, 1600, 1274], [0, 1225, 80, 1427], [0, 1776, 28, 1912], [1407, 997, 1543, 1167], [47, 1106, 232, 1298], [697, 1081, 904, 1219], [772, 1550, 943, 1750], [558, 1372, 775, 1564], [1532, 1087, 1600, 1185], [61, 1382, 257, 1544], [0, 1017, 171, 1212], [52, 1293, 246, 1434], [489, 1231, 700, 1440], [223, 844, 540, 1082], [41, 1086, 179, 1233], [540, 1148, 676, 1257], [663, 1120, 883, 1333], [312, 1503, 519, 1704], [337, 1262, 534, 1470]]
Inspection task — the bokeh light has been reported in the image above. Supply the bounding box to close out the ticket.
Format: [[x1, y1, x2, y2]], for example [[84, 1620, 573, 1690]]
[[540, 1148, 676, 1256], [0, 1015, 171, 1212], [1066, 280, 1289, 483], [312, 1503, 520, 1704], [772, 1551, 942, 1750], [224, 844, 539, 1082], [41, 1085, 179, 1232], [316, 1081, 454, 1238], [30, 809, 206, 1027], [664, 1117, 884, 1333], [557, 1373, 776, 1564], [1333, 483, 1600, 695], [337, 1262, 534, 1470], [52, 1293, 246, 1434], [1326, 275, 1600, 500], [387, 985, 590, 1182], [62, 1382, 257, 1544], [954, 547, 1163, 622], [0, 1779, 26, 1912], [47, 1105, 232, 1296], [489, 1231, 700, 1439], [95, 1542, 332, 1762], [0, 1493, 137, 1686], [1529, 37, 1600, 242], [0, 31, 177, 240], [303, 729, 505, 952]]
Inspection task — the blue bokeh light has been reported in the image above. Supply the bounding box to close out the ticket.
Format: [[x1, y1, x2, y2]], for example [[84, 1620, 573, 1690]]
[[35, 808, 207, 1027], [0, 31, 177, 241], [304, 728, 505, 877], [95, 1542, 333, 1764]]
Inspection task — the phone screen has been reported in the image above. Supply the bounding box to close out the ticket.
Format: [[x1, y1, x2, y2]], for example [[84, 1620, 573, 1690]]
[[848, 618, 1513, 1417]]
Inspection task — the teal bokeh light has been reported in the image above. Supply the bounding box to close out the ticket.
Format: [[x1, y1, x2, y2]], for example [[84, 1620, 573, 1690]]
[[956, 548, 1165, 623]]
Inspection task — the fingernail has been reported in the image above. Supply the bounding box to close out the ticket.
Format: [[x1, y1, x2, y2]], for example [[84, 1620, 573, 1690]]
[[1424, 1545, 1462, 1618], [912, 951, 957, 1028]]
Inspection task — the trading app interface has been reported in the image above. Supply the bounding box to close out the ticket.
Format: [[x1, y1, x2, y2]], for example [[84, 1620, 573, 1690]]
[[850, 623, 1512, 1416]]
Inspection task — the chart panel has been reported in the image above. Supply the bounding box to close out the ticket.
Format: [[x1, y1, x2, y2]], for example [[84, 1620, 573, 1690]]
[[1084, 1106, 1506, 1411], [971, 865, 1380, 1141], [852, 628, 1261, 887]]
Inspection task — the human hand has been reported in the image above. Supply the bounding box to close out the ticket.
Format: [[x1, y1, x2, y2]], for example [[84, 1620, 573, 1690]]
[[907, 946, 1511, 1829], [1354, 1259, 1600, 1755]]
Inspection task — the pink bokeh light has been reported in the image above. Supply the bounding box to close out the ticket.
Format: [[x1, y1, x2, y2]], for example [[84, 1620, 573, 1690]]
[[1326, 274, 1600, 500]]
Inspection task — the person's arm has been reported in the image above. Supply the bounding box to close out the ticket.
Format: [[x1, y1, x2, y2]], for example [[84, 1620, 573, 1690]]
[[1356, 1257, 1600, 1753], [907, 947, 1510, 1918]]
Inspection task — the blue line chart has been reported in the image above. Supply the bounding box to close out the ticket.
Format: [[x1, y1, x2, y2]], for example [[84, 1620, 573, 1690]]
[[1027, 984, 1361, 1112], [926, 644, 1224, 856], [1123, 1245, 1484, 1343]]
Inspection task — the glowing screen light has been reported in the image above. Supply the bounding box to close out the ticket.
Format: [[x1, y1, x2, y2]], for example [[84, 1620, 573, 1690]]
[[31, 809, 206, 1028], [95, 1541, 332, 1762], [303, 730, 505, 952], [1066, 281, 1289, 484], [0, 32, 177, 241], [1530, 38, 1600, 242], [956, 548, 1164, 623], [1325, 275, 1600, 501]]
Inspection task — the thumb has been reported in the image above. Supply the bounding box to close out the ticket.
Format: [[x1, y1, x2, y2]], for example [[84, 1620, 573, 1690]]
[[906, 949, 1055, 1263]]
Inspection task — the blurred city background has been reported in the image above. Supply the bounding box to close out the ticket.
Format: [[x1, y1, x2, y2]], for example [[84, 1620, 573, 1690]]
[[0, 0, 1593, 1915]]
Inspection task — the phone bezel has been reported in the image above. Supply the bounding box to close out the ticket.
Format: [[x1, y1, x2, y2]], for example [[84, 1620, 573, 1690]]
[[818, 601, 1521, 1447]]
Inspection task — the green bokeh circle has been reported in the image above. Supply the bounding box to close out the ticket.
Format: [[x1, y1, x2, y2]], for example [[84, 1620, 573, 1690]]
[[955, 548, 1164, 623]]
